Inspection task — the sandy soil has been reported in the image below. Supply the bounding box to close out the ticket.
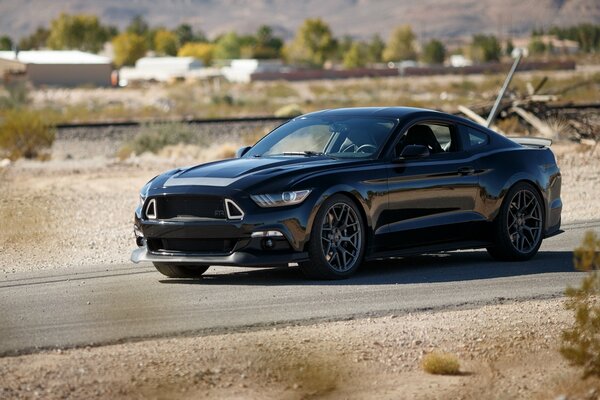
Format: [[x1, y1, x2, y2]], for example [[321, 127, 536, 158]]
[[0, 137, 599, 399]]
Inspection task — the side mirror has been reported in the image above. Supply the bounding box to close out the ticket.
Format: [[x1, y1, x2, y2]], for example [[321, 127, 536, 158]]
[[398, 144, 430, 160], [235, 146, 252, 158]]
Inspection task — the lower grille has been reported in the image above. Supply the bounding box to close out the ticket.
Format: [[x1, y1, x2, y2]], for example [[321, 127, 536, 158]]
[[147, 238, 235, 254]]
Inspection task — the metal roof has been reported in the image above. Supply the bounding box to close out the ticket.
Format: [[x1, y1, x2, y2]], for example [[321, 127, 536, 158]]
[[0, 50, 111, 65]]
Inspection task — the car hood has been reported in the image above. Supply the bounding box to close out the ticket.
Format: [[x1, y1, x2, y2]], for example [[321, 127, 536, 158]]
[[155, 156, 358, 192]]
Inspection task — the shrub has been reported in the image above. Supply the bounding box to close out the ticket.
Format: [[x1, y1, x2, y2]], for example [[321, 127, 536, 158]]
[[422, 351, 461, 375], [274, 104, 303, 118], [0, 109, 55, 160], [561, 231, 600, 378], [120, 122, 198, 156]]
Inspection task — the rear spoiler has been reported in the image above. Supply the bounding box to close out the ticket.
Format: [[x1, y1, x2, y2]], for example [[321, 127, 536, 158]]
[[508, 137, 552, 148]]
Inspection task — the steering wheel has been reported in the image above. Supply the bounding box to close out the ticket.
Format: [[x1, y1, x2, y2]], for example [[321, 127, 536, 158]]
[[341, 143, 357, 153], [356, 144, 377, 153]]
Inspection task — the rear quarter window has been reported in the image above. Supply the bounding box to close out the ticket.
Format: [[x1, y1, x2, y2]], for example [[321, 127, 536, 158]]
[[461, 125, 490, 149]]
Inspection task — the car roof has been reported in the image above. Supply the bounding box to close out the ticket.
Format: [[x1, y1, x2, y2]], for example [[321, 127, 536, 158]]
[[295, 107, 518, 150], [299, 107, 441, 119]]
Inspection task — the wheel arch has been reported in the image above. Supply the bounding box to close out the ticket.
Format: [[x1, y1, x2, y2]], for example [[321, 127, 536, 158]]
[[494, 178, 547, 225], [303, 187, 373, 252]]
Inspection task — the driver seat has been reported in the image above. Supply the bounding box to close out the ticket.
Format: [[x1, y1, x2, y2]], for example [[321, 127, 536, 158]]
[[401, 125, 444, 154]]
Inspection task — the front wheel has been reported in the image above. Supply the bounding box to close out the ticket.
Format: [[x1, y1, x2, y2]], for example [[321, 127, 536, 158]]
[[300, 194, 366, 279], [487, 182, 544, 261], [153, 263, 210, 278]]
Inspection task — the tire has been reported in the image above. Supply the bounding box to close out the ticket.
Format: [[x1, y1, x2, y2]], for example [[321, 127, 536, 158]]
[[486, 182, 545, 261], [300, 194, 366, 279], [153, 263, 210, 278]]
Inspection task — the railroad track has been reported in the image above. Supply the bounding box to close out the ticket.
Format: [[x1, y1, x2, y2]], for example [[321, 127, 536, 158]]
[[55, 103, 600, 131], [56, 115, 291, 130]]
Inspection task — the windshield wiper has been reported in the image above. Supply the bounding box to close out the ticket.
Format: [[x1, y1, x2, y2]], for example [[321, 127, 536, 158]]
[[281, 151, 327, 157]]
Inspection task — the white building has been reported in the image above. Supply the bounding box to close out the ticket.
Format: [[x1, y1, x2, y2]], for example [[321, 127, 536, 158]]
[[119, 56, 210, 84], [449, 55, 473, 68], [0, 50, 112, 86], [221, 59, 284, 83]]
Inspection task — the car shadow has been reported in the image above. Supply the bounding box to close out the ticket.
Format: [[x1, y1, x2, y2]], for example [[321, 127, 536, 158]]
[[159, 250, 577, 286]]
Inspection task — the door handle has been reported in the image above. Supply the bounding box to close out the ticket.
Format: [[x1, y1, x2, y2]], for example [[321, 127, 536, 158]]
[[458, 166, 475, 175]]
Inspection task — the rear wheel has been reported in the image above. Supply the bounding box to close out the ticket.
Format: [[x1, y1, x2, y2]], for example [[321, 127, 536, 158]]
[[153, 263, 210, 278], [300, 194, 365, 279], [487, 182, 544, 261]]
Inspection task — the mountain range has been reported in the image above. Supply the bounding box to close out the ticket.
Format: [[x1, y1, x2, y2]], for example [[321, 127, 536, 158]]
[[1, 0, 599, 41]]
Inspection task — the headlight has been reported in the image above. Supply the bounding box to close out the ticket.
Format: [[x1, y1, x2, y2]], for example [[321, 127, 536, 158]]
[[250, 190, 312, 208]]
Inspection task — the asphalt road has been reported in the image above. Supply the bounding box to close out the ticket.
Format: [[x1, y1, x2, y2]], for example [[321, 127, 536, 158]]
[[1, 220, 598, 356]]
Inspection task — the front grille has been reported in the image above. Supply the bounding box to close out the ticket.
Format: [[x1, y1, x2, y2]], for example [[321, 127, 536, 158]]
[[150, 196, 226, 220], [147, 238, 235, 254]]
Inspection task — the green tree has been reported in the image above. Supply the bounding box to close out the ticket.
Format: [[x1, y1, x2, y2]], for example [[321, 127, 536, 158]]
[[336, 35, 354, 61], [18, 26, 50, 50], [528, 38, 547, 55], [383, 25, 417, 62], [343, 42, 367, 69], [174, 24, 194, 45], [178, 42, 215, 65], [367, 34, 385, 63], [213, 32, 242, 59], [470, 34, 501, 62], [285, 18, 336, 67], [253, 25, 283, 59], [421, 39, 446, 64], [112, 32, 147, 67], [126, 15, 149, 36], [47, 13, 112, 53], [0, 35, 12, 50], [505, 39, 514, 56], [174, 23, 207, 45], [154, 29, 179, 56]]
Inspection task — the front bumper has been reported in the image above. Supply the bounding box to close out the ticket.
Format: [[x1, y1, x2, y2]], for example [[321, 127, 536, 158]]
[[131, 246, 308, 266], [132, 187, 318, 267]]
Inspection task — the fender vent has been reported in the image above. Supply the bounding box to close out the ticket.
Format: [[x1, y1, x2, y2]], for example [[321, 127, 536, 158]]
[[225, 199, 244, 220], [146, 199, 157, 219]]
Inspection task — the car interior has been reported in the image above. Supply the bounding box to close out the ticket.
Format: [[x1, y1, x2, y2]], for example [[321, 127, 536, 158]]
[[395, 123, 457, 157]]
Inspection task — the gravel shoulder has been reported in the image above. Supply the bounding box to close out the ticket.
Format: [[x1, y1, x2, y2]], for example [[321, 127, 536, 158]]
[[1, 298, 598, 399]]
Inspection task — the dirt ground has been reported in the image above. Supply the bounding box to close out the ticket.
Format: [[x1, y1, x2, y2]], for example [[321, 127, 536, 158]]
[[0, 137, 599, 399]]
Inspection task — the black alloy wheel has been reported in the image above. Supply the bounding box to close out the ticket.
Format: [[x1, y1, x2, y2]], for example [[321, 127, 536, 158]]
[[487, 182, 544, 261], [300, 194, 365, 279]]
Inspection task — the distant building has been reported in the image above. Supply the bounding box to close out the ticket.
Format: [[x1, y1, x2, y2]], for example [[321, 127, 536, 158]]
[[118, 56, 214, 84], [0, 50, 112, 87], [449, 55, 473, 68], [221, 59, 284, 83]]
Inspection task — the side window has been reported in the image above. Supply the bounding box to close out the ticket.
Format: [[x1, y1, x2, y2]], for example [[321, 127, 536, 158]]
[[463, 126, 490, 149], [396, 122, 458, 156], [427, 124, 453, 151]]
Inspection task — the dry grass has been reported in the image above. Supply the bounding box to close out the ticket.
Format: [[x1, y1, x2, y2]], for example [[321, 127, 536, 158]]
[[422, 351, 461, 375]]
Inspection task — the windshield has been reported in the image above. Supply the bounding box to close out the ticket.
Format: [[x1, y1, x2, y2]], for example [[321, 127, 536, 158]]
[[245, 116, 398, 159]]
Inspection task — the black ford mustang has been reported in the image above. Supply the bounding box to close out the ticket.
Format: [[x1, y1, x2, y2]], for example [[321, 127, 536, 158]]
[[131, 107, 562, 279]]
